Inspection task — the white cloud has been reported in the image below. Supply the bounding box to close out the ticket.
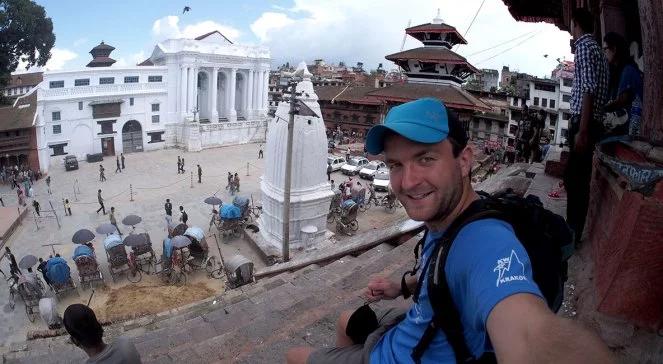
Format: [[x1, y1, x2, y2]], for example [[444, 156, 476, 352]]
[[251, 12, 295, 42], [44, 48, 79, 71], [152, 16, 241, 42], [115, 50, 147, 67], [250, 0, 573, 78], [73, 37, 88, 48]]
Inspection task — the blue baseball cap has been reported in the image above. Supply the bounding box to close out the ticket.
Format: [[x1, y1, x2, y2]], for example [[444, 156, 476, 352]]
[[365, 98, 466, 155]]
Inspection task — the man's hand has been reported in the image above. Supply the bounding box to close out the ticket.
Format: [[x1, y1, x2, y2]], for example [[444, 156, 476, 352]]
[[574, 130, 589, 153], [364, 275, 401, 302]]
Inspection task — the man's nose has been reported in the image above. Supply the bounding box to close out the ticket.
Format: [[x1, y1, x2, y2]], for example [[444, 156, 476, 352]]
[[400, 164, 421, 191]]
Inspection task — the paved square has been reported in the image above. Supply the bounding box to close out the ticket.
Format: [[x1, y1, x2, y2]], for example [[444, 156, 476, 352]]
[[0, 143, 407, 346]]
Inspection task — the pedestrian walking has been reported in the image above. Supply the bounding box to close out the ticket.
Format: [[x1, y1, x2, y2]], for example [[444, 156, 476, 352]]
[[226, 172, 232, 190], [37, 257, 50, 287], [197, 164, 202, 183], [179, 206, 188, 225], [330, 179, 335, 191], [115, 156, 122, 173], [121, 153, 125, 169], [164, 199, 173, 216], [99, 165, 106, 182], [181, 157, 185, 173], [64, 199, 71, 216], [109, 207, 122, 236], [258, 144, 264, 159], [17, 188, 25, 206], [32, 199, 40, 216], [234, 173, 240, 193], [327, 164, 332, 181], [96, 189, 106, 215], [4, 247, 20, 276], [46, 176, 52, 194], [177, 156, 182, 174]]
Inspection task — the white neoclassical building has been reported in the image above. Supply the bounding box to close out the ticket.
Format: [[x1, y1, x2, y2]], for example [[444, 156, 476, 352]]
[[33, 31, 270, 172]]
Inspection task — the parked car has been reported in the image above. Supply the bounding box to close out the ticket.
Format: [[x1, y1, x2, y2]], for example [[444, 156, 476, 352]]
[[341, 157, 369, 175], [64, 155, 79, 171], [359, 161, 387, 180], [327, 155, 346, 172], [372, 170, 390, 192]]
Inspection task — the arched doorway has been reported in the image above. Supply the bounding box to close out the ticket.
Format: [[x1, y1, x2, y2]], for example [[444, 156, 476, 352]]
[[122, 120, 143, 153]]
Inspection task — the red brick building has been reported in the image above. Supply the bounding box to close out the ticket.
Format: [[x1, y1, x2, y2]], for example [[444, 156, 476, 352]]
[[0, 93, 40, 170]]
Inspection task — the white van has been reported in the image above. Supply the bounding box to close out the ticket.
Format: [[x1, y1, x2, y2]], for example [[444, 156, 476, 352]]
[[327, 155, 346, 172]]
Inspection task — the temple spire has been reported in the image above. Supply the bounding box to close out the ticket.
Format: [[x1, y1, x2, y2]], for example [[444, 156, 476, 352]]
[[432, 8, 444, 24]]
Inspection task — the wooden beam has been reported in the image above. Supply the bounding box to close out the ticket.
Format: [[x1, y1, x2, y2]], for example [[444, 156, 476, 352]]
[[639, 0, 663, 143]]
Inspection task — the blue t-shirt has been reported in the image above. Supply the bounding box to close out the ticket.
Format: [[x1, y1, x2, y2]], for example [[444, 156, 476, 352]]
[[370, 219, 543, 363]]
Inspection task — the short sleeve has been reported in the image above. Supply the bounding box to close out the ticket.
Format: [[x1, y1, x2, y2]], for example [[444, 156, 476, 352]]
[[617, 65, 642, 98], [444, 219, 543, 333]]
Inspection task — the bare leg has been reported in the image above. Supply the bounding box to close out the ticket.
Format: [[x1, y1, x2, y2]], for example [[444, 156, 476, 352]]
[[335, 309, 354, 347], [286, 309, 354, 364], [285, 347, 315, 364]]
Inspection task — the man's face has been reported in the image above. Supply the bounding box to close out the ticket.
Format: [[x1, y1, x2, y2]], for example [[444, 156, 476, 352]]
[[384, 134, 468, 223]]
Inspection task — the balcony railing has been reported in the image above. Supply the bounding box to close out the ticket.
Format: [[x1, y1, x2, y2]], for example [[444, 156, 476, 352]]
[[41, 82, 166, 98]]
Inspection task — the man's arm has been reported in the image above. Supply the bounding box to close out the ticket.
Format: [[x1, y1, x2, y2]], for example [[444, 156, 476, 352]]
[[575, 93, 594, 152], [487, 293, 615, 363]]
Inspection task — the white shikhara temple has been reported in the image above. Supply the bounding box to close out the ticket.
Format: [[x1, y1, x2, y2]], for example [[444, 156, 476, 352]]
[[260, 62, 334, 251], [33, 31, 270, 172]]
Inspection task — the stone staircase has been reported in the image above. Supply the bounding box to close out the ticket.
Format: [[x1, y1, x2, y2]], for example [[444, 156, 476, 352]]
[[1, 238, 418, 363]]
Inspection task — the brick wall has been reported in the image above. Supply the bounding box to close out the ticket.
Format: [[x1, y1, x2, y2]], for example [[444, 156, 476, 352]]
[[585, 155, 663, 330]]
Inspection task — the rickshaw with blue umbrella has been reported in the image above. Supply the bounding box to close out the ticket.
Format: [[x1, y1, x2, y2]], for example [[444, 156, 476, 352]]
[[217, 203, 243, 238], [104, 234, 140, 283], [183, 226, 219, 275], [155, 235, 188, 286]]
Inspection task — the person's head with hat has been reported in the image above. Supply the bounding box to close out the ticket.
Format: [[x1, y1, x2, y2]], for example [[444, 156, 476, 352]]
[[365, 98, 477, 231]]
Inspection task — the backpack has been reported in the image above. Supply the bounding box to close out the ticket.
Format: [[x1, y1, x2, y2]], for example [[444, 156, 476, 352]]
[[401, 190, 574, 364]]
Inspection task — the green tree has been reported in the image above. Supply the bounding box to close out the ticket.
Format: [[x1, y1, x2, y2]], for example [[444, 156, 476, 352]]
[[0, 0, 55, 88]]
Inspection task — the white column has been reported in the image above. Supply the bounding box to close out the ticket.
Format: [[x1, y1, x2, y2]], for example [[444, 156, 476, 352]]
[[255, 70, 263, 116], [211, 68, 219, 121], [262, 70, 269, 112], [180, 66, 187, 117], [228, 68, 237, 121], [252, 70, 260, 115], [193, 67, 199, 121], [247, 70, 254, 118], [186, 67, 194, 117]]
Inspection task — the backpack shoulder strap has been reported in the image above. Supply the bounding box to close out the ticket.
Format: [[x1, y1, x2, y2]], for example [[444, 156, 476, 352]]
[[411, 199, 506, 364]]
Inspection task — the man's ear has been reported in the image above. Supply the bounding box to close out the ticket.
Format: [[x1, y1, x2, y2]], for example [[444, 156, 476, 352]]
[[458, 145, 474, 179]]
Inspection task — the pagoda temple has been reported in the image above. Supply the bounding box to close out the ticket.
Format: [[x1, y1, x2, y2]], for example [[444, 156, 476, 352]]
[[86, 41, 117, 67], [314, 10, 490, 137], [368, 10, 489, 123]]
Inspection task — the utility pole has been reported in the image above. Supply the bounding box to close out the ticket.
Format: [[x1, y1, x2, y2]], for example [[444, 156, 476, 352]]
[[281, 82, 297, 262]]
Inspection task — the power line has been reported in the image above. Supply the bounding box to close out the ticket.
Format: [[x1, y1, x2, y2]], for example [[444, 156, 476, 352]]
[[474, 32, 542, 65], [462, 0, 487, 37], [455, 0, 487, 51], [466, 31, 538, 57]]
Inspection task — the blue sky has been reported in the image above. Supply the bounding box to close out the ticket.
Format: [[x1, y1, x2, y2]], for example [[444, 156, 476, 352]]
[[29, 0, 574, 78]]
